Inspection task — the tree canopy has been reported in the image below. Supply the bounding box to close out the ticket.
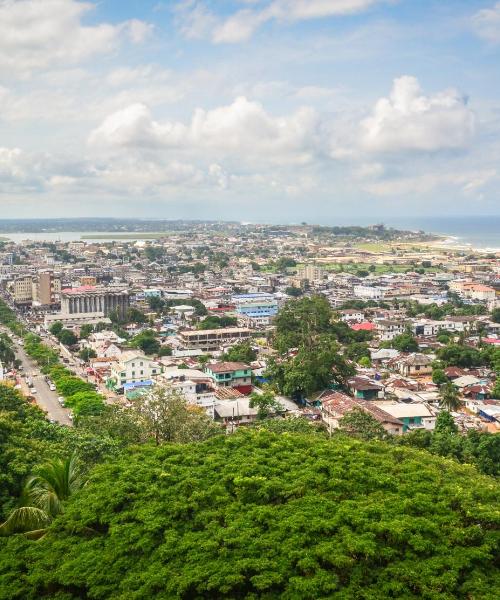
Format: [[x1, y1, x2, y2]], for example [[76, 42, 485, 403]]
[[0, 430, 498, 599]]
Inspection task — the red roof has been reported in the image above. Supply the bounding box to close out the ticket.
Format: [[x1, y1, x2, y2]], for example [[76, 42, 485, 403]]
[[350, 322, 375, 331], [482, 338, 500, 345]]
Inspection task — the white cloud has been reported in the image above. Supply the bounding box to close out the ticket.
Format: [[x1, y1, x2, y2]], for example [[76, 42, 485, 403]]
[[178, 0, 387, 43], [362, 169, 497, 197], [0, 0, 152, 76], [89, 96, 323, 166], [472, 2, 500, 43], [361, 76, 475, 153]]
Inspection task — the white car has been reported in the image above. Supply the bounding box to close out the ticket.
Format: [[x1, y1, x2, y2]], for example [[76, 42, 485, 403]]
[[31, 388, 37, 394], [49, 384, 56, 391]]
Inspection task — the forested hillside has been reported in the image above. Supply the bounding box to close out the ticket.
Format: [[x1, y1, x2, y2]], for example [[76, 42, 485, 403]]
[[1, 422, 499, 599]]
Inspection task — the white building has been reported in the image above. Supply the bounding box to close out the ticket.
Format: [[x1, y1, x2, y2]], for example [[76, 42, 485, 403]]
[[109, 352, 162, 388], [353, 285, 385, 300]]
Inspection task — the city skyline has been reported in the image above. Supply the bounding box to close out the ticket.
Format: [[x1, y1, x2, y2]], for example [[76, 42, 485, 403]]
[[1, 0, 500, 220]]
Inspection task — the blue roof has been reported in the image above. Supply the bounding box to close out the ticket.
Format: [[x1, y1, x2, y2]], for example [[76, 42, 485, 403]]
[[123, 380, 153, 391]]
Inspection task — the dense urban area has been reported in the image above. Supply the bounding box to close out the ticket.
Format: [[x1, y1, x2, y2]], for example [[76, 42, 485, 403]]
[[0, 221, 499, 599]]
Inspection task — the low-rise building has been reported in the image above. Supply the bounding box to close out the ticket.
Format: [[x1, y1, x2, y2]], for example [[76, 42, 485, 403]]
[[205, 361, 253, 394], [108, 351, 162, 389]]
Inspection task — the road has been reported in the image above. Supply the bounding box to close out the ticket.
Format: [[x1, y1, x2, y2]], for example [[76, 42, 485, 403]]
[[12, 339, 73, 426]]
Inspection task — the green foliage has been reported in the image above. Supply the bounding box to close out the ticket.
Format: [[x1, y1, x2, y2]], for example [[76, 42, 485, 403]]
[[65, 392, 105, 418], [129, 329, 160, 355], [0, 334, 15, 368], [391, 332, 419, 353], [285, 286, 303, 297], [492, 307, 500, 323], [78, 324, 94, 340], [267, 337, 355, 399], [439, 382, 462, 412], [358, 356, 372, 368], [274, 295, 332, 354], [128, 386, 222, 445], [249, 389, 284, 419], [223, 341, 257, 363], [0, 454, 82, 538], [49, 321, 63, 336], [437, 344, 483, 368], [343, 341, 370, 363], [79, 347, 97, 362], [55, 376, 94, 398], [198, 315, 238, 330], [58, 329, 78, 346], [0, 385, 119, 521], [0, 431, 498, 599], [338, 407, 387, 441], [432, 368, 449, 386]]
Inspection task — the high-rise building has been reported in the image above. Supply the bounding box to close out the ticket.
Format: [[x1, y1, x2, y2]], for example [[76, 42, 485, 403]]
[[13, 276, 34, 305], [37, 271, 61, 305]]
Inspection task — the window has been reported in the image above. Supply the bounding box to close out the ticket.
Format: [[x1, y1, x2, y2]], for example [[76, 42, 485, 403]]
[[140, 362, 143, 366], [140, 370, 144, 375], [132, 362, 135, 367]]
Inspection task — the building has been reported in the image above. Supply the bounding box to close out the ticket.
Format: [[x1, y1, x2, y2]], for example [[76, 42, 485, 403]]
[[12, 276, 33, 305], [35, 271, 61, 305], [339, 309, 365, 323], [320, 391, 403, 436], [179, 327, 251, 352], [108, 352, 161, 389], [296, 264, 326, 283], [353, 285, 385, 300], [376, 320, 407, 341], [390, 353, 433, 377], [205, 361, 253, 394], [232, 293, 278, 326], [61, 286, 129, 318], [379, 402, 437, 432]]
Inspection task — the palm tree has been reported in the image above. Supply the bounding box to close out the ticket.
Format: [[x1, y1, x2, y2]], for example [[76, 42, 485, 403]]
[[439, 382, 462, 412], [0, 454, 82, 539]]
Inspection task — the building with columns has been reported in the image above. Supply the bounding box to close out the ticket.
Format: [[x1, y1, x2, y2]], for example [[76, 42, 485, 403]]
[[61, 286, 129, 318]]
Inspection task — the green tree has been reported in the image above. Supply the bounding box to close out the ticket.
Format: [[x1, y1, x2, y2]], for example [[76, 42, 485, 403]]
[[491, 307, 500, 323], [391, 332, 419, 353], [338, 407, 387, 441], [79, 348, 97, 362], [78, 324, 94, 340], [129, 386, 221, 445], [224, 341, 257, 363], [1, 432, 498, 599], [249, 389, 284, 419], [0, 454, 81, 538], [59, 329, 78, 346], [432, 368, 448, 386], [439, 382, 462, 412], [129, 330, 160, 355], [49, 321, 63, 337]]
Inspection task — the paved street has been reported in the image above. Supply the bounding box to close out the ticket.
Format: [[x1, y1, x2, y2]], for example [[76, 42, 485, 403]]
[[10, 337, 73, 426]]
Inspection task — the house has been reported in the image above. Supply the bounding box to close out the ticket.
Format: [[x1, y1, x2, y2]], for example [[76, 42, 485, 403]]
[[205, 361, 253, 394], [463, 384, 491, 401], [378, 402, 437, 432], [347, 376, 384, 400], [390, 353, 433, 377], [108, 351, 162, 389], [339, 309, 365, 323], [376, 320, 407, 341], [320, 391, 403, 436]]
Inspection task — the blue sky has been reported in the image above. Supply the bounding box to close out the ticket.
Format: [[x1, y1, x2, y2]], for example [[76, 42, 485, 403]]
[[0, 0, 499, 222]]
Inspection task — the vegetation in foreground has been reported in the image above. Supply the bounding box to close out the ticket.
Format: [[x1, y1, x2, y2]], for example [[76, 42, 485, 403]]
[[1, 428, 499, 599]]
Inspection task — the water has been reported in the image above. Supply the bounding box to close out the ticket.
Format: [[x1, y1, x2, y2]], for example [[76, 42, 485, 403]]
[[1, 216, 499, 250], [1, 232, 161, 243], [382, 216, 500, 251]]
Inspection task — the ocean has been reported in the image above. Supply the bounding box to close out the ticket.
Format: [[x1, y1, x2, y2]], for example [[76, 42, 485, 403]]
[[382, 216, 500, 251]]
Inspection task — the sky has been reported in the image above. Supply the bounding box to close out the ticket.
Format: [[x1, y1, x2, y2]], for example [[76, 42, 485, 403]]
[[1, 0, 500, 223]]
